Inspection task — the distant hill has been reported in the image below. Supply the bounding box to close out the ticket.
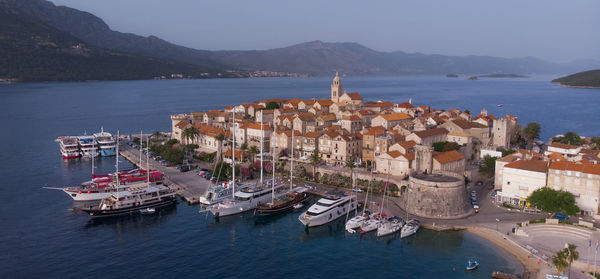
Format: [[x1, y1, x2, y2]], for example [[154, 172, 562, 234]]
[[552, 70, 600, 88], [2, 0, 600, 80], [0, 3, 239, 82]]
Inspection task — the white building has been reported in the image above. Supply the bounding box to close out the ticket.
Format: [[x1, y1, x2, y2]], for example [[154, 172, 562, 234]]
[[498, 159, 548, 205]]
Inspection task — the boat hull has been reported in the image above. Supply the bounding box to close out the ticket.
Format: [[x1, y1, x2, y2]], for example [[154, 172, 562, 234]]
[[82, 197, 177, 218], [63, 189, 113, 201], [299, 199, 357, 227], [256, 193, 310, 215]]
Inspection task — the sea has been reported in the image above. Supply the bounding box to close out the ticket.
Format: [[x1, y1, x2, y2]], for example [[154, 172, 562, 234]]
[[1, 75, 599, 278]]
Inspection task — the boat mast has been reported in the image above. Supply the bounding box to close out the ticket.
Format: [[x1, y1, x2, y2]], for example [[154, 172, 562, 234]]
[[91, 138, 95, 179], [115, 131, 120, 197], [380, 159, 391, 217], [139, 130, 143, 169], [271, 125, 277, 203], [147, 136, 150, 188], [290, 129, 294, 192], [232, 110, 236, 198], [260, 115, 264, 186]]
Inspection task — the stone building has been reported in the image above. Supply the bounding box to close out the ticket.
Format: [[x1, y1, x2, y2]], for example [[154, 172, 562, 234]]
[[497, 159, 548, 205], [405, 171, 471, 219], [547, 161, 600, 216]]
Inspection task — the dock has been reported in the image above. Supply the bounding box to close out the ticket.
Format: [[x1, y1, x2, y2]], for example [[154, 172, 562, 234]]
[[119, 144, 210, 204]]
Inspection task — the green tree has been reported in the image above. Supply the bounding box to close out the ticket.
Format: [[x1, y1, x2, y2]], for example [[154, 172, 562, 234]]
[[182, 127, 199, 145], [479, 155, 497, 176], [265, 101, 280, 110], [166, 139, 178, 146], [527, 187, 580, 215], [464, 109, 470, 115], [240, 142, 248, 163], [500, 148, 516, 157], [215, 133, 226, 162], [553, 132, 586, 146], [310, 151, 322, 182], [249, 145, 259, 163], [565, 244, 579, 279], [345, 158, 356, 189], [524, 122, 541, 149], [552, 250, 568, 276]]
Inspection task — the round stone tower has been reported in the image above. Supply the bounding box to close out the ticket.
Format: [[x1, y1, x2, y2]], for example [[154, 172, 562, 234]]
[[404, 171, 472, 219]]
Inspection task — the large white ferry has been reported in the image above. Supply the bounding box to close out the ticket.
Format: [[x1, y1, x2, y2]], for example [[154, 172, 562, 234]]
[[208, 183, 287, 217], [77, 135, 98, 158], [299, 191, 357, 227], [57, 136, 80, 159], [94, 128, 116, 157], [61, 170, 165, 201]]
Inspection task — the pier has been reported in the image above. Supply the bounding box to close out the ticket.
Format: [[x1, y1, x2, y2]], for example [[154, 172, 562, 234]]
[[119, 143, 210, 204]]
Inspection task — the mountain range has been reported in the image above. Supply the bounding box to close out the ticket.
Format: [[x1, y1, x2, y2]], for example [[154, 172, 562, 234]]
[[1, 0, 599, 81]]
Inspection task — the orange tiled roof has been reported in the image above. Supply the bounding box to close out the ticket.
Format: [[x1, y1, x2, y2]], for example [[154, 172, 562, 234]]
[[364, 126, 386, 136], [365, 101, 393, 108], [434, 150, 464, 164], [247, 123, 272, 131], [317, 99, 334, 106], [549, 142, 580, 150], [413, 128, 448, 139], [379, 113, 412, 121], [505, 159, 548, 173], [396, 102, 414, 109], [304, 131, 322, 138], [387, 150, 404, 158], [346, 92, 363, 100], [175, 120, 189, 129], [301, 99, 316, 105], [549, 161, 600, 175]]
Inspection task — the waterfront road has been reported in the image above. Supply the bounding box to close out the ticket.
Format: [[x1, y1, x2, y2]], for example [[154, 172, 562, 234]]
[[119, 143, 211, 204]]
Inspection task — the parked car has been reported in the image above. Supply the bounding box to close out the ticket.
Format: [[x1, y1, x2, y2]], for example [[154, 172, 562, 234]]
[[473, 205, 480, 213], [179, 165, 190, 172], [553, 213, 569, 220]]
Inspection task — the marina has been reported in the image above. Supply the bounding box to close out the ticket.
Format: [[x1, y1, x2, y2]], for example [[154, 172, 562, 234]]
[[4, 77, 598, 278]]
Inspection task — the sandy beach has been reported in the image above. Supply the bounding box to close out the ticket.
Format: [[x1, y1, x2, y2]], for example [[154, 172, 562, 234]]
[[466, 227, 557, 279]]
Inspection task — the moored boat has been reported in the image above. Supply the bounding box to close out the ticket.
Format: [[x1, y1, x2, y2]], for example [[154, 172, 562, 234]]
[[377, 216, 405, 237], [466, 258, 479, 271], [256, 188, 310, 215], [298, 190, 357, 227], [82, 185, 177, 218], [78, 135, 98, 158], [400, 219, 420, 238], [94, 128, 116, 157], [57, 136, 80, 159]]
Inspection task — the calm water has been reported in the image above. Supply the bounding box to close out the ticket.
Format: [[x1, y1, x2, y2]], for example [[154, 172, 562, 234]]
[[1, 76, 598, 278]]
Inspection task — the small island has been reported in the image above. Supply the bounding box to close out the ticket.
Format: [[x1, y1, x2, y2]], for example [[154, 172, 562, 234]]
[[446, 74, 459, 78], [477, 74, 528, 78], [552, 69, 600, 88]]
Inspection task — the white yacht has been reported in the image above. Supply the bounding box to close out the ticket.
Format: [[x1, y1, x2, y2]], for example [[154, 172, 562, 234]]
[[360, 217, 381, 234], [77, 135, 98, 157], [199, 184, 233, 205], [57, 136, 80, 159], [298, 191, 357, 227], [94, 128, 116, 157], [345, 210, 372, 233], [82, 185, 177, 218], [377, 216, 405, 237], [400, 219, 420, 238], [208, 183, 287, 217]]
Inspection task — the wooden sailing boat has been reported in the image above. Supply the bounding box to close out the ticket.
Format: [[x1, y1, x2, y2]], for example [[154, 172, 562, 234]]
[[256, 126, 309, 215]]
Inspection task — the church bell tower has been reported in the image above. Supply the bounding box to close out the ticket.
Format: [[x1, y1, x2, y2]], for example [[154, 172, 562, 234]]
[[331, 72, 343, 103]]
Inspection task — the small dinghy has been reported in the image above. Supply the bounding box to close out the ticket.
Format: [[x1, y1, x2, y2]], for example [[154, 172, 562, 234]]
[[293, 203, 304, 209], [140, 208, 156, 214], [466, 258, 479, 271]]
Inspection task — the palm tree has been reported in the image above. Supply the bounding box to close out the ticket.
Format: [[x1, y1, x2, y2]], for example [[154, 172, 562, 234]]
[[524, 122, 541, 149], [182, 127, 199, 145], [310, 151, 321, 182], [346, 158, 356, 189], [240, 142, 248, 163], [249, 146, 259, 164], [152, 131, 161, 140], [565, 244, 579, 278], [215, 133, 226, 163], [552, 250, 568, 276]]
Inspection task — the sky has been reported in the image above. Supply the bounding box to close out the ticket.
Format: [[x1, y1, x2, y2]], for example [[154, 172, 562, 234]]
[[49, 0, 600, 63]]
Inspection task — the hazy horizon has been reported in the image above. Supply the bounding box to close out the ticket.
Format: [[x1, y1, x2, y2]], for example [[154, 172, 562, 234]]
[[48, 0, 600, 63]]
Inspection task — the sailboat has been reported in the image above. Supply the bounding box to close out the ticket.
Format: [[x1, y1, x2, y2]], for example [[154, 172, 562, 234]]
[[377, 164, 404, 237], [256, 126, 309, 215], [400, 173, 420, 238], [208, 111, 288, 217], [82, 131, 177, 218], [346, 168, 374, 233]]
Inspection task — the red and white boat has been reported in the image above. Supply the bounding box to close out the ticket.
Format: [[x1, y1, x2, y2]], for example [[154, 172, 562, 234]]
[[57, 136, 80, 159], [62, 169, 165, 201]]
